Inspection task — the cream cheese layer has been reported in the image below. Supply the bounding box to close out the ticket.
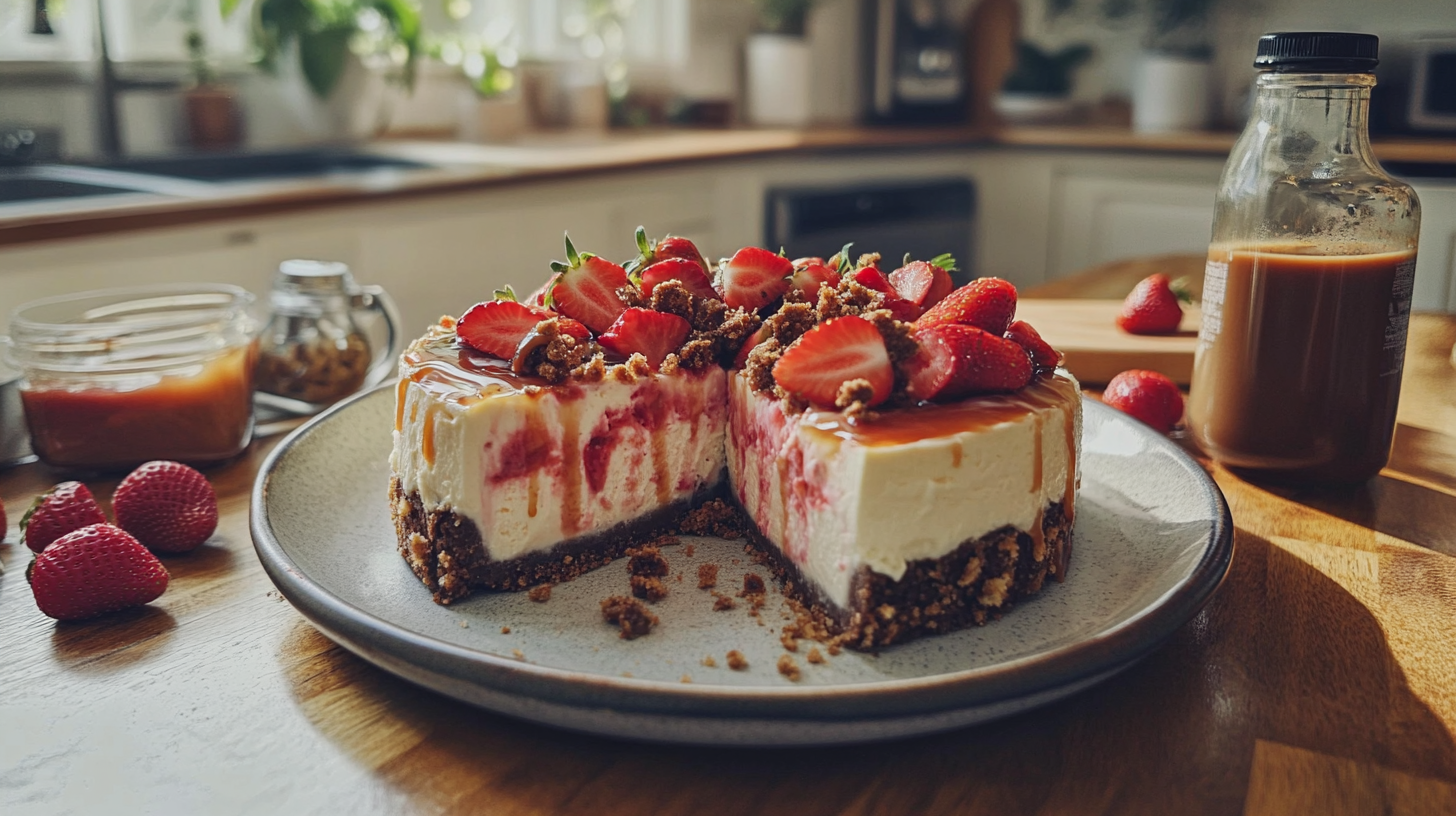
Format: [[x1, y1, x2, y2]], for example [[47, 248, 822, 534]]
[[390, 330, 727, 562], [726, 370, 1082, 608]]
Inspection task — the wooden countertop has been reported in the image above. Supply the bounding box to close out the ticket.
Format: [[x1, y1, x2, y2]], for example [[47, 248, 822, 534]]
[[5, 268, 1456, 812], [5, 124, 1456, 249]]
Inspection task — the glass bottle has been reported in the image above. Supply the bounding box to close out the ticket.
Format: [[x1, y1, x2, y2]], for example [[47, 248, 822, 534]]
[[1187, 32, 1421, 485], [254, 260, 402, 411]]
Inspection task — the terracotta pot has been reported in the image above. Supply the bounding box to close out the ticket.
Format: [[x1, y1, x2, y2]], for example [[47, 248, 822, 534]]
[[184, 86, 243, 151]]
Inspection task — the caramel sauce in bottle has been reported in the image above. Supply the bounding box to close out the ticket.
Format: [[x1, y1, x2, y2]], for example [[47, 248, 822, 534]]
[[1185, 33, 1420, 485]]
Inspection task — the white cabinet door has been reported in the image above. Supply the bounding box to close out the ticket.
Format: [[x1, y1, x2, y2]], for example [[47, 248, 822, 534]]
[[1048, 173, 1218, 279]]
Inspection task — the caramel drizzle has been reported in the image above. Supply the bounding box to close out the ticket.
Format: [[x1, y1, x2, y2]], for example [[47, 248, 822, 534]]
[[650, 427, 670, 505], [527, 471, 539, 519], [560, 401, 582, 537], [394, 378, 409, 432], [421, 408, 437, 465]]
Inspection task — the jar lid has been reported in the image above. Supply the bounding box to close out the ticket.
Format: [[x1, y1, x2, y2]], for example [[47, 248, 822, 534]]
[[277, 259, 352, 292], [1255, 32, 1378, 72]]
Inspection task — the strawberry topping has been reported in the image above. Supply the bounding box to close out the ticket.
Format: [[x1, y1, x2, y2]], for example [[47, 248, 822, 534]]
[[1004, 320, 1061, 370], [716, 246, 792, 310], [638, 257, 720, 301], [906, 323, 1033, 401], [1102, 369, 1184, 433], [916, 276, 1018, 335], [655, 235, 709, 272], [851, 266, 922, 321], [548, 234, 632, 333], [732, 323, 773, 369], [597, 307, 692, 369], [788, 257, 840, 301], [772, 315, 893, 408], [457, 300, 556, 358], [1116, 274, 1186, 335], [889, 260, 954, 309]]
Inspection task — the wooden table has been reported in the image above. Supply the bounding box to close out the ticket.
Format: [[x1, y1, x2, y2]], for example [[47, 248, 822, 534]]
[[4, 295, 1456, 814]]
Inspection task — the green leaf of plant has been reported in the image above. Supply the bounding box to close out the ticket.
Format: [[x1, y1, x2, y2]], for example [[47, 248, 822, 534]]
[[220, 0, 243, 18], [297, 26, 353, 99]]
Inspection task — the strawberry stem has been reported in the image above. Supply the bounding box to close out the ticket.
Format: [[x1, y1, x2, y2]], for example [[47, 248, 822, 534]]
[[929, 252, 958, 272], [1170, 276, 1194, 304], [563, 233, 581, 268], [493, 285, 518, 302], [634, 226, 651, 258]]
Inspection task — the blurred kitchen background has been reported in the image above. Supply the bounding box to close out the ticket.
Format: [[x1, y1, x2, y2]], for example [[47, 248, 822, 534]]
[[2, 0, 1455, 338]]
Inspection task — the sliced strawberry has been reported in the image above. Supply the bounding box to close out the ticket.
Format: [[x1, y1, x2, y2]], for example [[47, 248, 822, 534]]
[[638, 257, 720, 301], [772, 316, 893, 409], [597, 308, 692, 369], [656, 235, 708, 272], [788, 258, 840, 301], [1103, 369, 1184, 432], [851, 266, 922, 321], [548, 234, 632, 333], [732, 323, 773, 369], [890, 260, 955, 309], [1116, 274, 1186, 335], [555, 318, 592, 341], [716, 246, 792, 310], [1005, 320, 1061, 369], [906, 323, 1033, 401], [916, 277, 1018, 335], [457, 300, 554, 358], [525, 274, 558, 308]]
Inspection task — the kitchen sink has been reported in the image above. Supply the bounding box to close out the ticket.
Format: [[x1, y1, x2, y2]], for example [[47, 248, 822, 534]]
[[92, 148, 430, 182], [0, 175, 136, 203]]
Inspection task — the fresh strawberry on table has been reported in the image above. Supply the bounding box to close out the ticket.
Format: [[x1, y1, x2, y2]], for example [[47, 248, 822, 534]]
[[1116, 274, 1189, 335], [916, 276, 1018, 335], [772, 315, 894, 408], [715, 246, 792, 310], [113, 460, 218, 554], [889, 254, 956, 309], [1102, 369, 1185, 433], [906, 323, 1034, 401], [597, 307, 692, 369], [1004, 320, 1061, 370], [29, 523, 169, 621], [22, 481, 108, 553], [547, 234, 633, 333]]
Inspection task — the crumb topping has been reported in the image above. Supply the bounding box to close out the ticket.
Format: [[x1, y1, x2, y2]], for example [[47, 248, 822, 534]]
[[626, 545, 670, 577], [726, 650, 749, 670], [630, 574, 669, 602], [776, 654, 802, 681], [527, 584, 552, 603], [696, 563, 719, 589]]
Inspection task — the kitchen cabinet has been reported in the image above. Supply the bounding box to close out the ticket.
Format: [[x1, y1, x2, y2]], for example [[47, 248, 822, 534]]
[[2, 147, 1453, 332]]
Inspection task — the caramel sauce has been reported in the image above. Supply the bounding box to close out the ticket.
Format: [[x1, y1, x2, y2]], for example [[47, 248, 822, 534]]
[[527, 471, 539, 519], [951, 443, 962, 468], [421, 408, 437, 465], [806, 372, 1079, 447], [400, 326, 551, 407], [395, 377, 409, 432]]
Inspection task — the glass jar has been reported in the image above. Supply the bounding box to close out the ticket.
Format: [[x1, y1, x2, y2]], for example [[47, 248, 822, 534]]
[[1187, 32, 1421, 485], [2, 284, 259, 471], [254, 260, 401, 412]]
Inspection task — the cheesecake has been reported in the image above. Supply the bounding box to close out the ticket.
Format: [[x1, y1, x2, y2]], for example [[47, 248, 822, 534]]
[[389, 231, 1080, 649]]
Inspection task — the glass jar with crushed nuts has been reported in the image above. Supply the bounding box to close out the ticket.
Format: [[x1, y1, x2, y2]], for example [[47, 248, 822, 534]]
[[255, 260, 401, 410]]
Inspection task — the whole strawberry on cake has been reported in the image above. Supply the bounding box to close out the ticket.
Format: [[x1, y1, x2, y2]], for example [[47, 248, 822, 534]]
[[390, 229, 1080, 649]]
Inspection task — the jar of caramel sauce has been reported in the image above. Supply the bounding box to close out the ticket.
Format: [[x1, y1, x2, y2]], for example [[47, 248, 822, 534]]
[[1187, 33, 1420, 485], [3, 284, 259, 471]]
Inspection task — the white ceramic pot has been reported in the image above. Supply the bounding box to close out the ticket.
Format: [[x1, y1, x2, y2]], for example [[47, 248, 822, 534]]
[[456, 90, 527, 143], [1133, 53, 1212, 133], [746, 34, 812, 127], [273, 48, 398, 141]]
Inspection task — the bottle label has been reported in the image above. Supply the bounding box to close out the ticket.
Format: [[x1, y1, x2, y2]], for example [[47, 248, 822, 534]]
[[1383, 257, 1416, 377], [1198, 260, 1228, 350]]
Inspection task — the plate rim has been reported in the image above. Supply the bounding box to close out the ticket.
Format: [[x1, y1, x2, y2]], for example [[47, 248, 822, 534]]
[[251, 384, 1233, 721]]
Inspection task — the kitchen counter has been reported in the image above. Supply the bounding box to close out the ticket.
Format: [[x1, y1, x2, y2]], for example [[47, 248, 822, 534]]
[[6, 124, 1456, 249], [4, 265, 1456, 813]]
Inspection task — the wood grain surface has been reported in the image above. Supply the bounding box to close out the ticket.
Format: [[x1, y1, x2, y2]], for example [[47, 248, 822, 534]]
[[4, 281, 1456, 814], [1016, 299, 1201, 385]]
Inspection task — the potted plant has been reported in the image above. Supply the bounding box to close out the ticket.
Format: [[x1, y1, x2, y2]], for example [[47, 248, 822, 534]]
[[1130, 0, 1216, 132], [431, 31, 525, 143], [181, 0, 242, 150], [995, 41, 1093, 124], [745, 0, 819, 127], [221, 0, 423, 139]]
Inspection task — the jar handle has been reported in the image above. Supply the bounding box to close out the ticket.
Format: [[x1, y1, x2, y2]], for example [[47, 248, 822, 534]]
[[354, 285, 403, 389]]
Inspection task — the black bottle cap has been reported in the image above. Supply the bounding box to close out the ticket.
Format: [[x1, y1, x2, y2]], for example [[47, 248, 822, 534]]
[[1255, 32, 1379, 72]]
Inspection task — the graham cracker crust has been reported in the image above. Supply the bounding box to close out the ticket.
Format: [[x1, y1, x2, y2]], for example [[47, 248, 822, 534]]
[[390, 478, 1072, 651], [389, 476, 719, 604], [736, 497, 1074, 650]]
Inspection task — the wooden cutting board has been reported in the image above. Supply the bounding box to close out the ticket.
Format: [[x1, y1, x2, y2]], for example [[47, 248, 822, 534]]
[[1016, 299, 1201, 385]]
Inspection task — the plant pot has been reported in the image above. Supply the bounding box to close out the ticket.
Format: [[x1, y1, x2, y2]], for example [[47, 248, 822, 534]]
[[184, 85, 243, 151], [274, 48, 398, 142], [993, 92, 1081, 125], [746, 34, 811, 128], [1132, 53, 1212, 133], [456, 90, 527, 143]]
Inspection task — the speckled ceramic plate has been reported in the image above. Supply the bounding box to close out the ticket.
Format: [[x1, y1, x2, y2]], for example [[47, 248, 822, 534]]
[[252, 385, 1232, 746]]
